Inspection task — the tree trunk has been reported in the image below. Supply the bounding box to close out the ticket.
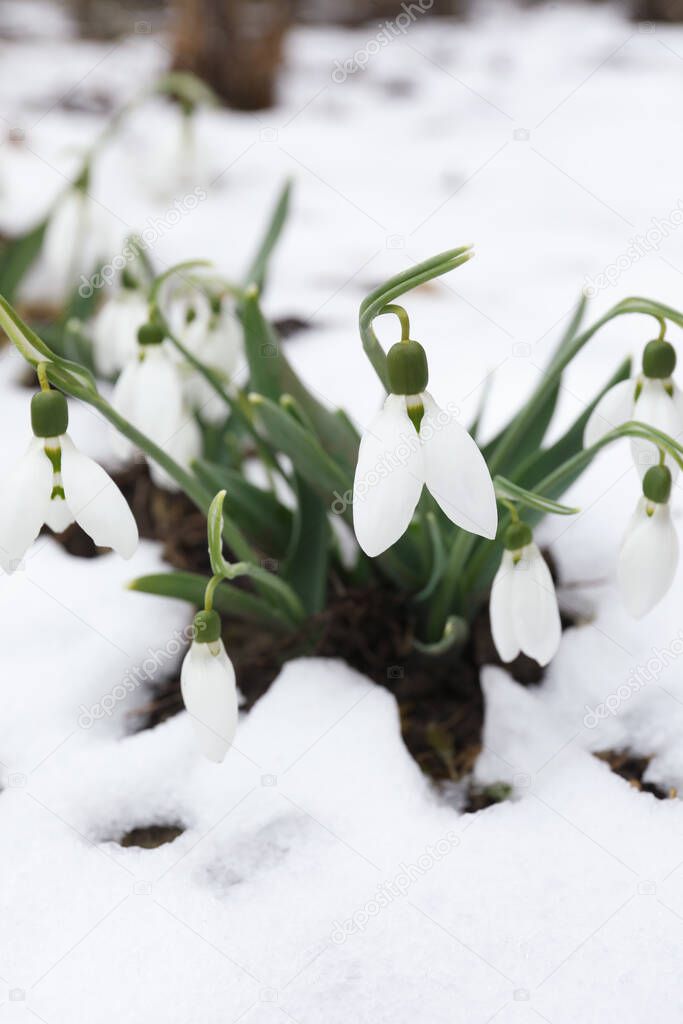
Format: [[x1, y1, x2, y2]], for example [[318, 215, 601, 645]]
[[173, 0, 294, 110]]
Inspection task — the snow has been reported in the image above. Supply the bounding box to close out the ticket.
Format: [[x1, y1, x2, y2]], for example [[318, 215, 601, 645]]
[[3, 1, 683, 1020]]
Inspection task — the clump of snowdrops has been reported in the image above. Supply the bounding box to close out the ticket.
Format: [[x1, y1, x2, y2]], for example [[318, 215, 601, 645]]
[[2, 91, 683, 762]]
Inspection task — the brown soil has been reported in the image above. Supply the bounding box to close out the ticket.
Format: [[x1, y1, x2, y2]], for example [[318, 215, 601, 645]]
[[595, 750, 677, 800]]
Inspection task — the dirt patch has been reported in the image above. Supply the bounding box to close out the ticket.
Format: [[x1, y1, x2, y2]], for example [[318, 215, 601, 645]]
[[117, 824, 185, 849], [595, 750, 677, 800]]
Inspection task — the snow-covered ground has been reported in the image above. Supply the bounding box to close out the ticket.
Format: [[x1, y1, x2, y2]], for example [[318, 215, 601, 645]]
[[3, 2, 683, 1020]]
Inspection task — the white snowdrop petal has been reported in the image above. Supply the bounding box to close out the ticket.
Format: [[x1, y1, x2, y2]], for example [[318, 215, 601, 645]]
[[631, 379, 683, 477], [352, 394, 424, 557], [59, 435, 138, 558], [583, 379, 635, 448], [92, 292, 148, 377], [0, 438, 53, 572], [420, 393, 497, 540], [512, 544, 562, 666], [618, 500, 679, 618], [180, 640, 239, 763], [148, 415, 202, 492], [112, 348, 185, 449], [489, 552, 521, 663]]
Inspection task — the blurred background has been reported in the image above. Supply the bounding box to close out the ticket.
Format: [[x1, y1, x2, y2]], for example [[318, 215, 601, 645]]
[[2, 0, 683, 451]]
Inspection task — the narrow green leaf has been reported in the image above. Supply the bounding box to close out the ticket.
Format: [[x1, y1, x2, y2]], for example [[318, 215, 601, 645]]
[[243, 180, 292, 293], [515, 357, 632, 492], [128, 571, 294, 630], [241, 289, 359, 467], [284, 474, 329, 615], [0, 219, 47, 302], [249, 392, 352, 515], [194, 459, 292, 555], [494, 476, 579, 516]]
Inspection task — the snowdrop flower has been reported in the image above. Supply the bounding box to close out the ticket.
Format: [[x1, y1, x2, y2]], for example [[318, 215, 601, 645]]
[[41, 184, 114, 306], [585, 338, 683, 475], [353, 339, 497, 556], [168, 292, 243, 423], [180, 610, 238, 763], [489, 521, 562, 667], [90, 281, 148, 377], [0, 389, 138, 572], [111, 323, 201, 491], [618, 464, 678, 618]]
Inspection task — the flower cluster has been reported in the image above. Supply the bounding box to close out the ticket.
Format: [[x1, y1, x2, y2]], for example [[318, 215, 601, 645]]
[[3, 167, 683, 765]]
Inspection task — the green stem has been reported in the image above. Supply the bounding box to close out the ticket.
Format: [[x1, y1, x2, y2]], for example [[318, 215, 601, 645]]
[[381, 304, 411, 342], [359, 246, 474, 389], [45, 364, 213, 512]]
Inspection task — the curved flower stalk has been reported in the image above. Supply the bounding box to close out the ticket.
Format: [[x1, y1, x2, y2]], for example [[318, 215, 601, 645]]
[[618, 464, 679, 618], [0, 382, 138, 572], [585, 335, 683, 475], [111, 322, 201, 491], [90, 281, 148, 377], [353, 330, 497, 556], [489, 521, 561, 666]]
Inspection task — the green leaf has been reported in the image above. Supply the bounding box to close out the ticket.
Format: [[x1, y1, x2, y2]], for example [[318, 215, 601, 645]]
[[194, 459, 292, 555], [0, 219, 47, 302], [494, 476, 579, 516], [128, 571, 294, 631], [243, 180, 292, 293], [249, 392, 352, 514], [284, 473, 329, 615], [241, 289, 359, 467], [515, 357, 632, 494], [359, 246, 474, 390]]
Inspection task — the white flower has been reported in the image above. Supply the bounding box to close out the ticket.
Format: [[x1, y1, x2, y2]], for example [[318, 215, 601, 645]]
[[41, 189, 114, 305], [584, 375, 683, 475], [489, 540, 561, 666], [180, 633, 238, 763], [353, 391, 497, 556], [90, 288, 148, 377], [0, 432, 138, 573], [111, 341, 201, 491], [618, 496, 678, 618], [174, 296, 243, 423]]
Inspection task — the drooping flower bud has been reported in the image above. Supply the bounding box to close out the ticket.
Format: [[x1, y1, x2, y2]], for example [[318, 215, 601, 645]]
[[180, 610, 238, 763]]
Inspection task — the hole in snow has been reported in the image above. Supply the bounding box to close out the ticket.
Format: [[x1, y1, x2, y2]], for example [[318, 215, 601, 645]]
[[596, 750, 677, 800], [117, 824, 185, 849]]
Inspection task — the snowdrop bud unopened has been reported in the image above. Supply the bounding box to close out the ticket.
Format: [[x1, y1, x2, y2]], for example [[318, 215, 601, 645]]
[[489, 522, 561, 667], [618, 466, 678, 618], [180, 610, 238, 763], [0, 390, 138, 572]]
